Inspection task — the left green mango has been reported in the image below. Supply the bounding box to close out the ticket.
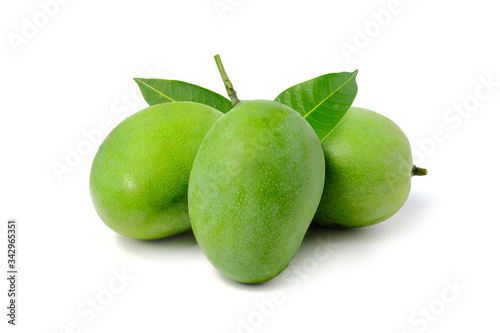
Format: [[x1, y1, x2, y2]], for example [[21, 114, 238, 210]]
[[90, 101, 223, 239]]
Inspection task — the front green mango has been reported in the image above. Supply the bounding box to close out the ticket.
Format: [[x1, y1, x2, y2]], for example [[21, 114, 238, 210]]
[[188, 100, 325, 284], [90, 101, 223, 240]]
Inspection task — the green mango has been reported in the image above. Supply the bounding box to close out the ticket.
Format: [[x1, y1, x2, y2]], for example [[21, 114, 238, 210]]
[[90, 101, 223, 240], [188, 100, 325, 284], [314, 107, 426, 228]]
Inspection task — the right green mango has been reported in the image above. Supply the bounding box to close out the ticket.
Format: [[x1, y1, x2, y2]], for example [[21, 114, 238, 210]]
[[314, 107, 427, 228]]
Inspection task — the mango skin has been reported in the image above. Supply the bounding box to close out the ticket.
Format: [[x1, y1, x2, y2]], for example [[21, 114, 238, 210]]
[[90, 102, 223, 240], [314, 107, 413, 228], [188, 100, 325, 284]]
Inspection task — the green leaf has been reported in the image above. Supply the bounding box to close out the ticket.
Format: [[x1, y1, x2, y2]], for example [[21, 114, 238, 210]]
[[275, 70, 358, 141], [133, 78, 233, 113]]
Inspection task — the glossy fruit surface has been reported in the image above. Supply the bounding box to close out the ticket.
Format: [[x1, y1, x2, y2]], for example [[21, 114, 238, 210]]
[[90, 101, 223, 239], [188, 100, 325, 283], [314, 107, 415, 228]]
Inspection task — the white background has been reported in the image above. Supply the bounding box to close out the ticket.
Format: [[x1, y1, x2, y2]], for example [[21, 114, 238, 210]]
[[1, 0, 499, 332]]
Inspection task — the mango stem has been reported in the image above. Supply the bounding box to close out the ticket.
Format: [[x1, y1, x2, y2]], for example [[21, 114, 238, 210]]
[[412, 165, 428, 176], [214, 54, 240, 107]]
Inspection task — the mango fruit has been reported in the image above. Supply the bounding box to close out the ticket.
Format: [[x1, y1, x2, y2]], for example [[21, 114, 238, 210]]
[[90, 101, 223, 239], [314, 107, 426, 228], [188, 100, 325, 283]]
